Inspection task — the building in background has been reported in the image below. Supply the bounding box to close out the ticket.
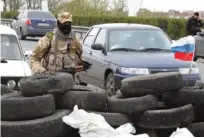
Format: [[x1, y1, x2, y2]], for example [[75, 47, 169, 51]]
[[169, 10, 180, 18], [180, 10, 194, 19], [198, 11, 204, 19], [137, 8, 204, 19]]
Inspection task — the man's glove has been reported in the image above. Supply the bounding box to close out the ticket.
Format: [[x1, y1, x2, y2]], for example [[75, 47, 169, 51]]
[[82, 60, 92, 71], [75, 65, 83, 72]]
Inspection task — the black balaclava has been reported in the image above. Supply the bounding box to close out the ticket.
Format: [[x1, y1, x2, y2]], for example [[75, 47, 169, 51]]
[[57, 20, 72, 35]]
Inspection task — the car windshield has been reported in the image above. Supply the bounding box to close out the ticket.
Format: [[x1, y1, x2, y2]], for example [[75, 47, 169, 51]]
[[28, 11, 55, 19], [108, 29, 172, 52], [1, 34, 22, 60]]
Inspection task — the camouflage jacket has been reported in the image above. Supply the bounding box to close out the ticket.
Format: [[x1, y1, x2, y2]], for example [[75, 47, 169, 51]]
[[30, 30, 83, 74]]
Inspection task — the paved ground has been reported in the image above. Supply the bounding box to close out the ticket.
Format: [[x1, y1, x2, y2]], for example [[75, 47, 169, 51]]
[[20, 37, 204, 81]]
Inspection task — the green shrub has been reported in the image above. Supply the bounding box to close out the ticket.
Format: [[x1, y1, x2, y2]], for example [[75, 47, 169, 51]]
[[1, 11, 19, 19], [2, 11, 202, 39]]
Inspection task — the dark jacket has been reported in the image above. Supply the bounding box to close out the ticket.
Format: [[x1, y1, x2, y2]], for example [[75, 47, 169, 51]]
[[186, 16, 203, 36]]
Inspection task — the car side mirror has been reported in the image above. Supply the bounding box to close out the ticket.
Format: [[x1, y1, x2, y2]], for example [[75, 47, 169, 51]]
[[91, 44, 104, 50], [24, 50, 33, 58]]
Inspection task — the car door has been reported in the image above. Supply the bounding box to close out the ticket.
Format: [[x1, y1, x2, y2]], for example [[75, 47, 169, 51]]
[[79, 27, 100, 85], [88, 28, 108, 88], [14, 12, 23, 34], [195, 35, 204, 57]]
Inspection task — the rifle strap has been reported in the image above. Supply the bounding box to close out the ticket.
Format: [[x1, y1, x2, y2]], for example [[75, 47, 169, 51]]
[[53, 39, 58, 71], [42, 32, 54, 69]]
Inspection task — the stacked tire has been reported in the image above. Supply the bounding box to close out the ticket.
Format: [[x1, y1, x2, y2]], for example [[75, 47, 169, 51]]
[[1, 72, 129, 137], [1, 72, 204, 137], [162, 80, 204, 137], [1, 73, 75, 137], [108, 72, 197, 137], [58, 85, 133, 129]]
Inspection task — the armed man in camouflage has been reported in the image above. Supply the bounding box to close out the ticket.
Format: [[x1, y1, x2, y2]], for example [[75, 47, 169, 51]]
[[30, 12, 83, 77]]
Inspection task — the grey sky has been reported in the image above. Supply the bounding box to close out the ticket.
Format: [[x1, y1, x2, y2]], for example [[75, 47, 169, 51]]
[[128, 0, 204, 12]]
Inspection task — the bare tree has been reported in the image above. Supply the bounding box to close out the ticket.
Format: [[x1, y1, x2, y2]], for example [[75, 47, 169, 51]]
[[57, 0, 92, 16], [6, 0, 25, 11], [56, 0, 128, 16], [26, 0, 42, 9], [88, 0, 109, 16], [48, 0, 63, 11], [110, 0, 127, 16], [3, 0, 7, 11]]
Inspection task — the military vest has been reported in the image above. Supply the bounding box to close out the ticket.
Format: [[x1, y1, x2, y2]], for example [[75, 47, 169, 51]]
[[41, 33, 80, 72]]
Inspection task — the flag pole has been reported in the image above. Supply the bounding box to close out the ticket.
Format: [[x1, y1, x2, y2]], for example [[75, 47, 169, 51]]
[[186, 37, 195, 87], [186, 60, 193, 87]]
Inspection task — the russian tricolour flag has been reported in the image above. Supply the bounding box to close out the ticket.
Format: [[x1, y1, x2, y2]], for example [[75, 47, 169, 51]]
[[171, 36, 195, 61]]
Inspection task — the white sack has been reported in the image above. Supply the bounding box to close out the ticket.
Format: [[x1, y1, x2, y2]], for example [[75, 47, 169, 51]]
[[170, 127, 194, 137], [62, 105, 146, 137]]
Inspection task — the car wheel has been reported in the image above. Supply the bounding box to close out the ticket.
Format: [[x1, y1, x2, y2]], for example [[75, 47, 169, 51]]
[[20, 28, 26, 40], [194, 56, 198, 61], [105, 73, 116, 96]]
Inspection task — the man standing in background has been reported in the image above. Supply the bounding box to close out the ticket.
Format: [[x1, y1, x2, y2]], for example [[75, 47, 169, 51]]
[[186, 12, 203, 36]]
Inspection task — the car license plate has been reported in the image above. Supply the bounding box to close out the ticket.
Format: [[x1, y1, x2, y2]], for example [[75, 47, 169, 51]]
[[38, 23, 49, 27]]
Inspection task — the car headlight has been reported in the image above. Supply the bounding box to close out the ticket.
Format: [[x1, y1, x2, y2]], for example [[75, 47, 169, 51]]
[[179, 67, 199, 75], [121, 67, 149, 75], [7, 80, 16, 89]]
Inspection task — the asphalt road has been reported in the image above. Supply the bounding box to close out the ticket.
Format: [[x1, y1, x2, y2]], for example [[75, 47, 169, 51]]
[[20, 37, 204, 81]]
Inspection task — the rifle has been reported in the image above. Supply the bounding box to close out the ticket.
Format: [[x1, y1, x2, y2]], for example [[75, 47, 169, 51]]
[[58, 66, 83, 84], [59, 65, 83, 75]]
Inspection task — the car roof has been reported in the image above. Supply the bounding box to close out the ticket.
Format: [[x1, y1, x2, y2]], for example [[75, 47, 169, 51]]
[[0, 25, 18, 36], [92, 23, 160, 30]]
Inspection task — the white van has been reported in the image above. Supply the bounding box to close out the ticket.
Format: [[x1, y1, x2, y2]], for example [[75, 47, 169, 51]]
[[0, 25, 32, 91]]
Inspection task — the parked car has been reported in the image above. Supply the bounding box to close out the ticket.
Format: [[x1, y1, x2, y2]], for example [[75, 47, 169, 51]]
[[194, 30, 204, 61], [78, 23, 201, 96], [11, 9, 57, 40], [0, 25, 32, 91]]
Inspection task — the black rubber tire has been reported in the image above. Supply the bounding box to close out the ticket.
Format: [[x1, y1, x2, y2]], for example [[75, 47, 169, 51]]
[[162, 88, 204, 122], [162, 88, 204, 107], [107, 95, 158, 115], [20, 72, 74, 97], [120, 72, 183, 97], [1, 84, 14, 95], [55, 85, 94, 109], [1, 93, 55, 121], [114, 90, 126, 98], [105, 73, 116, 96], [1, 110, 72, 137], [194, 80, 204, 89], [187, 122, 204, 137], [70, 85, 93, 91], [155, 102, 168, 110], [163, 88, 204, 122], [60, 90, 107, 111], [88, 111, 132, 128], [143, 129, 158, 137], [136, 104, 194, 129]]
